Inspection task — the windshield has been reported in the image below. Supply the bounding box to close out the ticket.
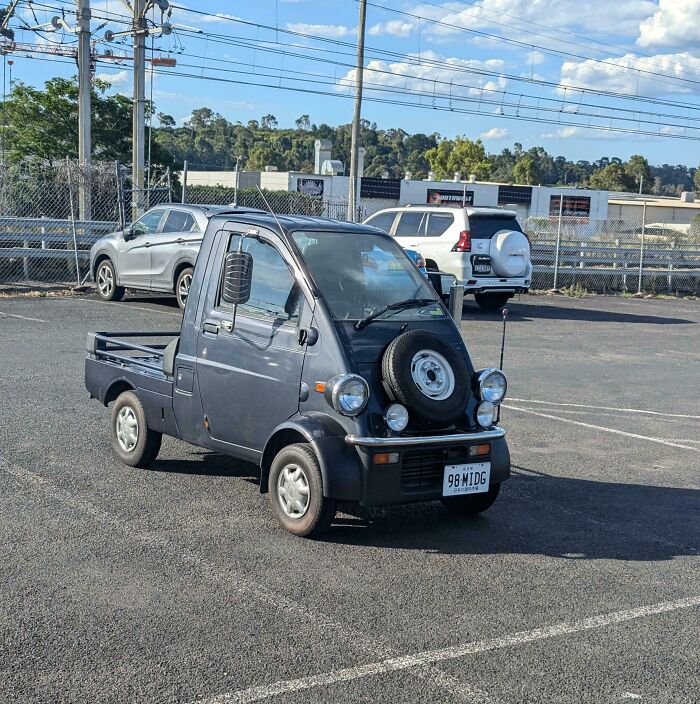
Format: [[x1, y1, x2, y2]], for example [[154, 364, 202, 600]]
[[292, 231, 444, 322]]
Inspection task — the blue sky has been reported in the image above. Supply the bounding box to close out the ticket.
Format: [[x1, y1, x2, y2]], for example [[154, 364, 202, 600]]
[[7, 0, 700, 166]]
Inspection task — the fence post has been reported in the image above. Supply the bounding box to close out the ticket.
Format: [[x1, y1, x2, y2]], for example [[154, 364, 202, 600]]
[[167, 167, 172, 203], [668, 240, 674, 294], [66, 160, 82, 286], [638, 201, 647, 293], [552, 193, 564, 290], [181, 159, 188, 204]]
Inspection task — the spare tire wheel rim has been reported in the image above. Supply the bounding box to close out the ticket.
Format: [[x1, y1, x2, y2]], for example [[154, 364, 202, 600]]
[[410, 349, 455, 401]]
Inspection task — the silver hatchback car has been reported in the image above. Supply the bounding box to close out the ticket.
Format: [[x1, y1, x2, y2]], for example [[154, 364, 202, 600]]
[[90, 204, 227, 309]]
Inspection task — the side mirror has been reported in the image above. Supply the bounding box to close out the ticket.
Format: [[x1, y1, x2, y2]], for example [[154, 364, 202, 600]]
[[221, 251, 253, 305], [123, 227, 135, 241]]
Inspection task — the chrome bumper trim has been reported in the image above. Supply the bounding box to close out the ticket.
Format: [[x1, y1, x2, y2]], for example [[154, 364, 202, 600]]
[[345, 427, 506, 447]]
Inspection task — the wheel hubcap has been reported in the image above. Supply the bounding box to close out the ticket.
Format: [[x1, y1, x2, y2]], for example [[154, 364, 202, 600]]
[[97, 264, 114, 296], [277, 463, 310, 519], [178, 273, 192, 305], [411, 349, 455, 400], [116, 406, 139, 452]]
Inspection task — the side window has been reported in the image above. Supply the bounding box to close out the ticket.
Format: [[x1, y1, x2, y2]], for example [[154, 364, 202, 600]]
[[163, 210, 196, 233], [217, 236, 301, 322], [365, 211, 397, 233], [131, 209, 164, 235], [426, 212, 454, 237], [394, 212, 426, 237]]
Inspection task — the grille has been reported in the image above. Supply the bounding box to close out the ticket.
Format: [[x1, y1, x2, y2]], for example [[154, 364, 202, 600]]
[[401, 446, 470, 493]]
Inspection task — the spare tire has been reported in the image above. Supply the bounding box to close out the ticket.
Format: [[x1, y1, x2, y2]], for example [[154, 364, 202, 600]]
[[381, 330, 469, 428], [490, 230, 530, 278]]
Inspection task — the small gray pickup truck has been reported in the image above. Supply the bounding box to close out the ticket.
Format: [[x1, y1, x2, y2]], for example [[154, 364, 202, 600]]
[[85, 211, 510, 536]]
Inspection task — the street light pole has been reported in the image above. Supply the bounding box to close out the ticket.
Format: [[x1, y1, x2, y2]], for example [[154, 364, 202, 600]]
[[132, 0, 147, 221], [77, 0, 92, 220], [347, 0, 367, 222]]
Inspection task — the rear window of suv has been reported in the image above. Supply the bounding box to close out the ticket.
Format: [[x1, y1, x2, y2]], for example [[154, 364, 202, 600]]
[[468, 215, 523, 239]]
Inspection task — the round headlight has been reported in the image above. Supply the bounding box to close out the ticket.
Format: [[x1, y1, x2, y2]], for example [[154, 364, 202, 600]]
[[477, 368, 507, 405], [326, 374, 369, 416], [476, 401, 497, 429], [386, 403, 409, 432]]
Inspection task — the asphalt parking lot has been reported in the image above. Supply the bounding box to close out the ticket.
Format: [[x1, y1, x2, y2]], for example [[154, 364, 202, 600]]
[[1, 292, 698, 704]]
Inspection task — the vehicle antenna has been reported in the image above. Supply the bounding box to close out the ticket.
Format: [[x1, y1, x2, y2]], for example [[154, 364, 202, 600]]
[[255, 185, 286, 239]]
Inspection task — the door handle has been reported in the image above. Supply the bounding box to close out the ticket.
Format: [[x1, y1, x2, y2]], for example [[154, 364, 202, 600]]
[[203, 322, 219, 335], [176, 237, 184, 244]]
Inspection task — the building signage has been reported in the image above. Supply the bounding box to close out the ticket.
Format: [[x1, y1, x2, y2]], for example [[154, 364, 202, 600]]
[[360, 177, 402, 200], [297, 178, 325, 197], [498, 185, 533, 205], [427, 188, 474, 206], [549, 195, 591, 220]]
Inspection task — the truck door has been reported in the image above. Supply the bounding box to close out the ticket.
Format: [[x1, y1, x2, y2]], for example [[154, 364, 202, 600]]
[[195, 231, 308, 453]]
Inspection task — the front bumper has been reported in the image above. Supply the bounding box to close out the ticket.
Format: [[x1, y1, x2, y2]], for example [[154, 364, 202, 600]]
[[347, 427, 511, 506]]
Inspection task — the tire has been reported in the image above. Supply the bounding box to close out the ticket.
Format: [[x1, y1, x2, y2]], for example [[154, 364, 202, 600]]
[[95, 259, 125, 302], [110, 391, 162, 468], [440, 483, 501, 516], [381, 330, 470, 428], [474, 292, 510, 311], [175, 267, 194, 310], [268, 443, 336, 537]]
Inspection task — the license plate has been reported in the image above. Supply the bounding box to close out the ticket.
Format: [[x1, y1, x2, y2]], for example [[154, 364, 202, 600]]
[[443, 463, 490, 496], [474, 264, 491, 273]]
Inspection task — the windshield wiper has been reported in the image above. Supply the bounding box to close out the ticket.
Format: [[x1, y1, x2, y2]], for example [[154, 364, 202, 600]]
[[355, 298, 436, 330]]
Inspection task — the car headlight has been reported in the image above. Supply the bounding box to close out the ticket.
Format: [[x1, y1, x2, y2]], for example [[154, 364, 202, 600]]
[[476, 401, 496, 429], [385, 403, 409, 432], [477, 368, 507, 405], [325, 374, 369, 416]]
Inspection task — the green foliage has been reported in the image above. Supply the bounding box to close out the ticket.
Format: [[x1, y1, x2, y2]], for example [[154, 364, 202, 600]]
[[184, 185, 325, 215], [425, 137, 491, 180], [694, 168, 700, 193]]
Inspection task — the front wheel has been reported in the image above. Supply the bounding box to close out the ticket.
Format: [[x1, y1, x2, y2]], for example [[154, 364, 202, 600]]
[[440, 483, 500, 516], [95, 259, 125, 302], [175, 267, 194, 310], [268, 443, 336, 537], [474, 292, 510, 311]]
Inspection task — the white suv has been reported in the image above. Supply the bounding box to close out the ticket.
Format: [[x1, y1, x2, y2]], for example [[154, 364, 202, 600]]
[[364, 206, 532, 310]]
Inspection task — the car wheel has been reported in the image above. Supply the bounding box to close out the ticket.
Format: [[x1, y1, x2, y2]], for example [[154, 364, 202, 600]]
[[175, 267, 194, 310], [95, 259, 125, 302], [268, 443, 336, 537], [440, 483, 500, 516], [474, 292, 510, 311], [381, 330, 470, 429], [110, 390, 162, 468]]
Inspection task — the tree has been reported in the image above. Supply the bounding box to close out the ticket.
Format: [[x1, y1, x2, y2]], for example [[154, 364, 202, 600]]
[[694, 167, 700, 193], [158, 113, 176, 129], [512, 155, 541, 185], [295, 114, 311, 131], [425, 137, 491, 180], [261, 114, 278, 130], [588, 162, 630, 192], [624, 154, 651, 192]]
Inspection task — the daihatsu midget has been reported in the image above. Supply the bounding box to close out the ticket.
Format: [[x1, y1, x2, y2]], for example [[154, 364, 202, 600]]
[[85, 212, 510, 536]]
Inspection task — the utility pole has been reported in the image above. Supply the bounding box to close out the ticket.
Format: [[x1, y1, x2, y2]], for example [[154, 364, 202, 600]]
[[347, 0, 367, 222], [132, 0, 147, 221], [76, 0, 92, 220]]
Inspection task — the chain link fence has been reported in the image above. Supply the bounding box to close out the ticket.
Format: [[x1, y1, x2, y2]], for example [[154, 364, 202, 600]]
[[1, 160, 699, 295]]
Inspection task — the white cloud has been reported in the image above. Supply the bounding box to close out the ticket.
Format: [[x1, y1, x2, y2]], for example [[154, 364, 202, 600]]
[[368, 20, 415, 37], [337, 50, 507, 103], [285, 23, 355, 38], [559, 51, 700, 95], [541, 126, 586, 139], [95, 69, 130, 87], [480, 127, 508, 139], [638, 0, 700, 48]]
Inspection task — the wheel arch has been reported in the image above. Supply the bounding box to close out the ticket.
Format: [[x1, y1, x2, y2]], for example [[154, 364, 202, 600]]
[[425, 258, 440, 271], [172, 260, 195, 293], [92, 251, 113, 280], [103, 378, 136, 406]]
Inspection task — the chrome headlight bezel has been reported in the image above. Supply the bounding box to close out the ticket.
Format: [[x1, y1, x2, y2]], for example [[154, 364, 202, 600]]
[[477, 368, 507, 405], [325, 373, 370, 416], [475, 400, 497, 429], [385, 403, 409, 432]]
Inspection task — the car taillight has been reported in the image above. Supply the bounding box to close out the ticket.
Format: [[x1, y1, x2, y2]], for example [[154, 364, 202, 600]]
[[452, 230, 471, 252]]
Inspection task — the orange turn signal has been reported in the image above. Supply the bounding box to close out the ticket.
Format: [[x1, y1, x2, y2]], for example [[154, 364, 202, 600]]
[[468, 443, 490, 457], [314, 382, 326, 393], [373, 452, 399, 465]]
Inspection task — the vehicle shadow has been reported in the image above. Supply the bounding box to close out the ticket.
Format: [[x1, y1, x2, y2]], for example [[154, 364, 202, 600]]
[[150, 452, 259, 484], [327, 467, 700, 562], [460, 299, 695, 325]]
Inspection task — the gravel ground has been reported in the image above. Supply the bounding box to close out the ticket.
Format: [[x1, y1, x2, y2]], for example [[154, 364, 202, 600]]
[[0, 292, 698, 704]]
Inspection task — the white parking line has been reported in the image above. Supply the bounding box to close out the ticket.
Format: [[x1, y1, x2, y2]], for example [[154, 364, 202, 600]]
[[193, 595, 700, 704], [0, 456, 487, 704], [0, 311, 48, 323], [508, 398, 700, 421], [503, 406, 699, 452]]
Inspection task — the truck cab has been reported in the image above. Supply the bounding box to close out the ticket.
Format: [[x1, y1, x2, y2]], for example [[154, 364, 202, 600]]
[[85, 212, 511, 537]]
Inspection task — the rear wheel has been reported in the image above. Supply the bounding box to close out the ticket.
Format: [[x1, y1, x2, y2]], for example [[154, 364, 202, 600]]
[[268, 443, 336, 537], [474, 292, 510, 311], [440, 483, 500, 516], [110, 391, 162, 468], [95, 259, 125, 302], [175, 267, 194, 310]]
